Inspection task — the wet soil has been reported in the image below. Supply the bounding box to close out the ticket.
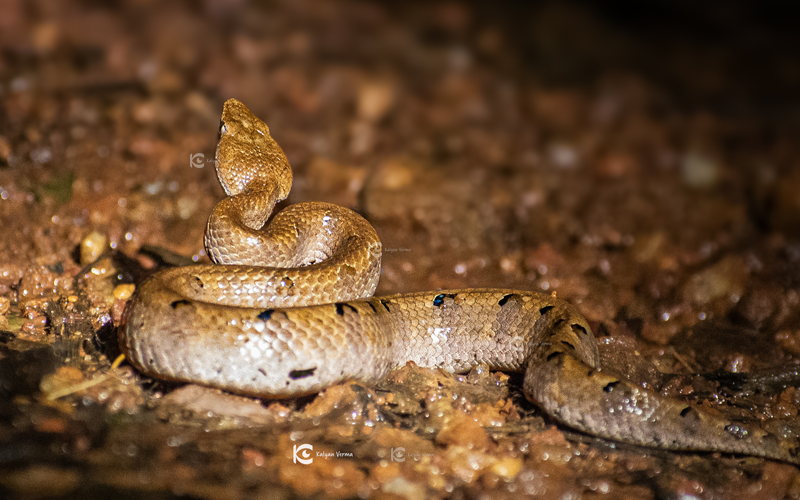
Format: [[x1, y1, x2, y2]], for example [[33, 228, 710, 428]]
[[2, 1, 800, 498]]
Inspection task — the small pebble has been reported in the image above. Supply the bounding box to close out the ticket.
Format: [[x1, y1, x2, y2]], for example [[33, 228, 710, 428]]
[[80, 231, 108, 265], [681, 151, 719, 188], [113, 284, 136, 301], [357, 80, 396, 122], [491, 457, 522, 479]]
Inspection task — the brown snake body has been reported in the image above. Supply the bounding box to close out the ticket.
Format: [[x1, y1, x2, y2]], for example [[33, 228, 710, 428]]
[[120, 99, 799, 464]]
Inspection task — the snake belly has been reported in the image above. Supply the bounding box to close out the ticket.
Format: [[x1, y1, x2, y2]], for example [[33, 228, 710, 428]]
[[119, 99, 799, 465]]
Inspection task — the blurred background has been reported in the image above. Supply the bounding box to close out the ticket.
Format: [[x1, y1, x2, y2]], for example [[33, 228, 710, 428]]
[[2, 1, 800, 498]]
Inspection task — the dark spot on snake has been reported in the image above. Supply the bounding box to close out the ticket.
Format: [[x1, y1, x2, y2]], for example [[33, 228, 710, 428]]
[[561, 341, 575, 350], [194, 276, 204, 288], [539, 305, 554, 315], [498, 294, 516, 306], [680, 406, 692, 417], [380, 299, 391, 312], [433, 293, 456, 307], [170, 299, 191, 309], [572, 324, 588, 336], [587, 370, 594, 376], [367, 302, 377, 313], [335, 303, 358, 315], [258, 368, 267, 376], [603, 381, 620, 392], [724, 424, 748, 439], [257, 309, 274, 321], [289, 368, 316, 380], [546, 351, 563, 362]]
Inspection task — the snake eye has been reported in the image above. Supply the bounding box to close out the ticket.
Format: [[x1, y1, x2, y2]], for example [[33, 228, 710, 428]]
[[218, 121, 227, 139]]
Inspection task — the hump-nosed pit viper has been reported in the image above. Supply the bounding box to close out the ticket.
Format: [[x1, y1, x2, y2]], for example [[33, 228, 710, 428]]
[[120, 98, 799, 464]]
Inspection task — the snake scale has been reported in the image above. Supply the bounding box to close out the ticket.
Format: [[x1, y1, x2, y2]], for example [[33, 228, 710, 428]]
[[120, 99, 799, 464]]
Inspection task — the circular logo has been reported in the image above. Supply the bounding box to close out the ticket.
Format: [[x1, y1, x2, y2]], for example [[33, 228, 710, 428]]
[[190, 153, 205, 168], [293, 444, 313, 464], [368, 241, 382, 258]]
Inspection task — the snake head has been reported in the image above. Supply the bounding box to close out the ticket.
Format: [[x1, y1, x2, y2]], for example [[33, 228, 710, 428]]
[[215, 98, 293, 200]]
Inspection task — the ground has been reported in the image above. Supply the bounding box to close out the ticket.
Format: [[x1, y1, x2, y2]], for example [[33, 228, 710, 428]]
[[2, 1, 800, 498]]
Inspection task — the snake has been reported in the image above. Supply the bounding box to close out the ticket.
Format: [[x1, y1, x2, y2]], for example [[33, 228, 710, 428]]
[[120, 98, 799, 465]]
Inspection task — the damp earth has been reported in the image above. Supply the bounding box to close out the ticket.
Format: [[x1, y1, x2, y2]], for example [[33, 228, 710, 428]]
[[2, 1, 800, 499]]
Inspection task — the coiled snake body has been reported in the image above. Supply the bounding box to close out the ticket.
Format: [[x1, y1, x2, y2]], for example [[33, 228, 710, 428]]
[[121, 99, 799, 464]]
